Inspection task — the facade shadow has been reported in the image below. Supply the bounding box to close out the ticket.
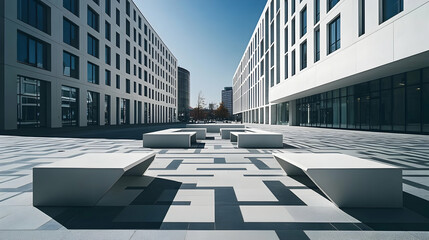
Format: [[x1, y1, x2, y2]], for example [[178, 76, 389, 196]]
[[0, 123, 186, 140], [36, 177, 182, 229]]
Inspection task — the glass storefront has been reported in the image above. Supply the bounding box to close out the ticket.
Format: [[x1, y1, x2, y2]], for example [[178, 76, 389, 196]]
[[61, 85, 79, 126], [87, 91, 99, 125], [17, 76, 48, 127], [295, 67, 429, 134], [119, 98, 130, 125], [276, 102, 289, 125], [105, 95, 111, 125]]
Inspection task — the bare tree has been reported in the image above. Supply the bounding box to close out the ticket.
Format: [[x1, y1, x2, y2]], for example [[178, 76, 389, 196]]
[[195, 91, 206, 120]]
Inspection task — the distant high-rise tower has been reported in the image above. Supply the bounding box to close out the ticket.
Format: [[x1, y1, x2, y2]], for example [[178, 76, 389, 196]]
[[222, 87, 233, 119], [178, 67, 190, 122]]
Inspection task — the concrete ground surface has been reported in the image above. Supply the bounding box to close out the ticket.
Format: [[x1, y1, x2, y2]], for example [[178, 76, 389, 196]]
[[0, 124, 428, 239]]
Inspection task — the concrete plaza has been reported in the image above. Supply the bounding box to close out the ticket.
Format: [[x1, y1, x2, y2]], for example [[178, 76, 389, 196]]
[[0, 124, 428, 239]]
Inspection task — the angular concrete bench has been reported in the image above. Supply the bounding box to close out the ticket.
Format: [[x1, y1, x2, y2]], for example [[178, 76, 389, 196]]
[[33, 152, 156, 206], [273, 153, 403, 208], [220, 128, 246, 139], [143, 130, 196, 148], [175, 128, 206, 140], [186, 124, 245, 133], [230, 129, 283, 148]]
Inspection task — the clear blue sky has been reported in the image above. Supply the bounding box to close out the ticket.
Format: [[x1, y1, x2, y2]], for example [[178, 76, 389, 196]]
[[135, 0, 267, 107]]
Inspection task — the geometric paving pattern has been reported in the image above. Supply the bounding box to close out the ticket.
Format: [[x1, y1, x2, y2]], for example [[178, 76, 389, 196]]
[[0, 124, 428, 239]]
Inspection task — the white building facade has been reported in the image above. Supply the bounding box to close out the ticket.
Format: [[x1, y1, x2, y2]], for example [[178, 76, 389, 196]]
[[233, 0, 429, 134], [0, 0, 178, 130]]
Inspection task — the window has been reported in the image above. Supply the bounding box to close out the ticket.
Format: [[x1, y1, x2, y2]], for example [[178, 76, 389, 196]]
[[139, 17, 142, 29], [126, 40, 130, 55], [105, 0, 111, 16], [381, 0, 403, 23], [139, 84, 142, 95], [61, 85, 79, 126], [87, 91, 99, 125], [18, 0, 50, 34], [63, 0, 79, 16], [300, 41, 307, 70], [126, 79, 130, 93], [17, 76, 47, 127], [144, 70, 148, 82], [87, 34, 99, 58], [328, 16, 341, 54], [126, 0, 130, 16], [105, 95, 111, 125], [291, 18, 296, 45], [116, 74, 120, 89], [315, 28, 320, 62], [292, 50, 296, 76], [115, 33, 120, 48], [17, 31, 50, 70], [126, 19, 130, 36], [133, 81, 136, 93], [93, 0, 99, 5], [314, 0, 320, 24], [291, 0, 295, 15], [87, 62, 99, 84], [116, 8, 120, 26], [144, 55, 148, 67], [359, 0, 365, 36], [284, 26, 288, 53], [284, 54, 288, 79], [87, 7, 99, 32], [300, 6, 307, 37], [126, 59, 130, 74], [144, 86, 148, 96], [105, 21, 111, 41], [63, 18, 79, 49], [328, 0, 340, 12], [116, 53, 120, 70], [63, 51, 79, 79], [144, 39, 148, 52], [144, 24, 148, 35], [105, 70, 111, 86], [105, 45, 111, 65], [284, 0, 289, 23]]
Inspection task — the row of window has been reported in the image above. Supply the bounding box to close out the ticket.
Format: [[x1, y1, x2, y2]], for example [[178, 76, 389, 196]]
[[16, 0, 177, 104], [234, 0, 405, 114], [17, 75, 176, 128]]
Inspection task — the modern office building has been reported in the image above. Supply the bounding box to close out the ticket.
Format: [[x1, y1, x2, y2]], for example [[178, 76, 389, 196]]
[[233, 0, 429, 134], [0, 0, 178, 130], [221, 87, 233, 118], [178, 66, 190, 122]]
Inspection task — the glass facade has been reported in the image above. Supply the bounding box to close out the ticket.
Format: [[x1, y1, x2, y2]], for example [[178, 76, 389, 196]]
[[295, 67, 429, 134], [87, 91, 99, 125], [61, 86, 79, 126], [105, 95, 111, 125], [17, 76, 48, 128], [276, 102, 289, 125]]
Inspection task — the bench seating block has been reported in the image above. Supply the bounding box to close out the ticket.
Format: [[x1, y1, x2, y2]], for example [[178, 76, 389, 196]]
[[143, 132, 196, 148], [220, 128, 246, 139], [33, 152, 156, 207], [186, 124, 245, 133], [177, 128, 206, 140], [273, 153, 403, 208]]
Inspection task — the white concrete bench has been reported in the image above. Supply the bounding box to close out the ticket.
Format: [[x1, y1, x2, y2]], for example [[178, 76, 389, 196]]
[[273, 153, 403, 208], [175, 128, 206, 140], [220, 128, 246, 139], [186, 124, 245, 133], [230, 129, 283, 148], [33, 152, 156, 206], [143, 130, 196, 148]]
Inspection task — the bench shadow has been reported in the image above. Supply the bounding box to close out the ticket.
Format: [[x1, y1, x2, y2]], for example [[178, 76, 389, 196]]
[[36, 176, 182, 229], [288, 175, 330, 201], [283, 143, 299, 149], [340, 193, 429, 231], [205, 137, 215, 140]]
